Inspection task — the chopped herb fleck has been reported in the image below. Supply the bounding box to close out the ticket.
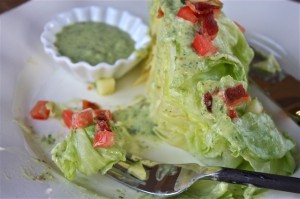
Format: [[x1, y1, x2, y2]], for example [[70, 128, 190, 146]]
[[41, 134, 56, 145]]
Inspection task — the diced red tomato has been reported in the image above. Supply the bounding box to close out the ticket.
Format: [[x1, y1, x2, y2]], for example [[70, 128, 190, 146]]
[[176, 6, 198, 24], [93, 130, 115, 148], [204, 92, 213, 113], [228, 109, 238, 119], [192, 33, 218, 56], [71, 108, 94, 128], [93, 109, 113, 121], [62, 109, 73, 128], [157, 7, 164, 18], [82, 100, 100, 110], [30, 101, 50, 120], [224, 84, 250, 107]]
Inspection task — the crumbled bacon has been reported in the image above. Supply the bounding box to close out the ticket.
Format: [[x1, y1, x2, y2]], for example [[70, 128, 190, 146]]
[[93, 109, 113, 121], [177, 1, 222, 56], [199, 10, 218, 39], [224, 84, 250, 107], [204, 92, 213, 112], [186, 1, 222, 16], [193, 2, 220, 15], [82, 100, 100, 110], [95, 120, 111, 132], [227, 109, 238, 119], [157, 7, 164, 18]]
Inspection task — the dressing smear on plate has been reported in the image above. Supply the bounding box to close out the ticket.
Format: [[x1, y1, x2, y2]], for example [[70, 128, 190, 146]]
[[22, 0, 297, 199]]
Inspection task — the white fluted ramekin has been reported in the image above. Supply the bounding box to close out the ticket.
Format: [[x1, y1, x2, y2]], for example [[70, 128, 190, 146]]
[[41, 6, 151, 82]]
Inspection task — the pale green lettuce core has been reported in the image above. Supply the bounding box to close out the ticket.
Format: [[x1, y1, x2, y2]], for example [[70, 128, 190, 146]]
[[148, 1, 295, 197]]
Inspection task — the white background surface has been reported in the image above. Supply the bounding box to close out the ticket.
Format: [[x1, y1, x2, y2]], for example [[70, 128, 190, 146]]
[[1, 0, 299, 198]]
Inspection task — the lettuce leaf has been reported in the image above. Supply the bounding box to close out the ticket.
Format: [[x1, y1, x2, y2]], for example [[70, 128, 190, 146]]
[[252, 53, 281, 73], [51, 128, 126, 180]]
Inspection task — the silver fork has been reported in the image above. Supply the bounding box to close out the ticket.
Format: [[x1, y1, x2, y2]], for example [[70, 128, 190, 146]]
[[107, 154, 300, 197]]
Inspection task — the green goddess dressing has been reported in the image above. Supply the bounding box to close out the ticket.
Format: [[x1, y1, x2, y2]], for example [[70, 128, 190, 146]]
[[55, 22, 135, 65]]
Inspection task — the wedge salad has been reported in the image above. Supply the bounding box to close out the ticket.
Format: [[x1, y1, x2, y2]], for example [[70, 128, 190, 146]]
[[28, 0, 296, 198]]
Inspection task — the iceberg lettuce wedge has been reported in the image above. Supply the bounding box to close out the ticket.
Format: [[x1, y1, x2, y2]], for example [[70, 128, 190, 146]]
[[148, 0, 295, 180]]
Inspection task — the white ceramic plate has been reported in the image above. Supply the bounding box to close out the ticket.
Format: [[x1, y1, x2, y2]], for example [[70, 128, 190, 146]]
[[1, 0, 299, 198]]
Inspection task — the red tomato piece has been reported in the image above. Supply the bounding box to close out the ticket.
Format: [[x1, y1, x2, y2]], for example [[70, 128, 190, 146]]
[[30, 101, 50, 120], [93, 130, 115, 148], [192, 34, 218, 56], [82, 100, 100, 110], [224, 84, 250, 107], [71, 108, 94, 128], [62, 109, 74, 128], [176, 6, 198, 24]]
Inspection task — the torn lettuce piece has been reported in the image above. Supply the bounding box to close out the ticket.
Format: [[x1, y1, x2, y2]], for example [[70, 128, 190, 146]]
[[51, 128, 126, 180], [252, 54, 281, 73]]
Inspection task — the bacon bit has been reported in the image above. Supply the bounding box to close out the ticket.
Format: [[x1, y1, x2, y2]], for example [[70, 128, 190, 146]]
[[157, 7, 164, 18], [234, 21, 246, 33], [224, 84, 250, 107], [204, 92, 213, 112], [199, 11, 218, 40], [187, 0, 223, 7], [93, 108, 114, 148], [179, 1, 222, 56], [94, 109, 113, 121], [227, 109, 238, 119], [193, 2, 220, 15], [186, 1, 222, 17], [82, 100, 100, 110], [95, 120, 111, 132]]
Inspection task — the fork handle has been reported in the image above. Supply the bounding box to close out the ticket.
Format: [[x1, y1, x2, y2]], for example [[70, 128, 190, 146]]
[[213, 168, 300, 194]]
